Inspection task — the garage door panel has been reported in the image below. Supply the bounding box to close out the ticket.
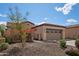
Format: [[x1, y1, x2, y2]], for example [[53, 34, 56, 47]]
[[46, 28, 62, 41], [46, 33, 61, 40]]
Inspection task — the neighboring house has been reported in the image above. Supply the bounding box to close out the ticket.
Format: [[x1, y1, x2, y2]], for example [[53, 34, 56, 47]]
[[5, 21, 35, 43], [7, 21, 35, 30], [65, 24, 79, 39], [5, 21, 79, 42]]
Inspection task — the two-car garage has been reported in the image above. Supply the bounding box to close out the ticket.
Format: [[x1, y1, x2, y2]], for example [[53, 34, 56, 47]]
[[46, 28, 63, 41]]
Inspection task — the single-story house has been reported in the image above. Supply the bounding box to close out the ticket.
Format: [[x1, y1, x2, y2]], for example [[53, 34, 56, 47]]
[[32, 23, 66, 42], [5, 21, 79, 42]]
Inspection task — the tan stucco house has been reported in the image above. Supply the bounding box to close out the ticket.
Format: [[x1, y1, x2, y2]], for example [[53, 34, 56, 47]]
[[32, 23, 66, 41]]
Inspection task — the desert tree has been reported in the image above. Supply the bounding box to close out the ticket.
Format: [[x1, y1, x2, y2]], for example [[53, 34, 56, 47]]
[[8, 6, 29, 48]]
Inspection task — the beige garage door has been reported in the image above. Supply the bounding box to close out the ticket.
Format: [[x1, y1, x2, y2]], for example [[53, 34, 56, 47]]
[[46, 28, 62, 41]]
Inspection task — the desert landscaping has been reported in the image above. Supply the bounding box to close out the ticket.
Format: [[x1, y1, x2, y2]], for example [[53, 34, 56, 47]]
[[0, 3, 79, 56]]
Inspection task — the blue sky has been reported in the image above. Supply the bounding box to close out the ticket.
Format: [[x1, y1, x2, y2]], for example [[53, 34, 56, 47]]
[[0, 3, 79, 26]]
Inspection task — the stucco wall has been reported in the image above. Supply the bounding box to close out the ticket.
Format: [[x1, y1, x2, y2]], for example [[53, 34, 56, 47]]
[[65, 26, 79, 39], [33, 26, 44, 40]]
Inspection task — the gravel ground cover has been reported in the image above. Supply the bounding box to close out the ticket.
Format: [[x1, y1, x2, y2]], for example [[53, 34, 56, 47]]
[[0, 40, 67, 56]]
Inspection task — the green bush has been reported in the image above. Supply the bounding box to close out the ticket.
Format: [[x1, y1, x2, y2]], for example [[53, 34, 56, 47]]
[[65, 49, 79, 56], [5, 38, 12, 44], [60, 39, 66, 49], [0, 43, 9, 52], [75, 38, 79, 49]]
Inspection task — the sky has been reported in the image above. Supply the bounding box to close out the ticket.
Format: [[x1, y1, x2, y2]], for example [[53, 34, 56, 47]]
[[0, 3, 79, 26]]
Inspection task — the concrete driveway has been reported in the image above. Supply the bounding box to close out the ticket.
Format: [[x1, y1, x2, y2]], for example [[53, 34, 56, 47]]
[[66, 40, 75, 47]]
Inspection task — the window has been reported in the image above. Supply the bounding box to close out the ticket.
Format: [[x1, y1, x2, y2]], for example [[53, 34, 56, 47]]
[[46, 28, 62, 33]]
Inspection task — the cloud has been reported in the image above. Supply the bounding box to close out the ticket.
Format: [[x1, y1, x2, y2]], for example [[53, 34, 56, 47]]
[[67, 19, 78, 23], [0, 14, 7, 17], [66, 19, 78, 25], [37, 17, 48, 25], [0, 21, 7, 25], [55, 3, 77, 15], [37, 21, 46, 25]]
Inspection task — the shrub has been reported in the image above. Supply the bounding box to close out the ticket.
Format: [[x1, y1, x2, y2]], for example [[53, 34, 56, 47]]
[[26, 33, 33, 42], [5, 38, 12, 44], [75, 38, 79, 49], [0, 37, 5, 44], [4, 29, 21, 43], [65, 48, 79, 56], [0, 43, 9, 52], [60, 39, 66, 49]]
